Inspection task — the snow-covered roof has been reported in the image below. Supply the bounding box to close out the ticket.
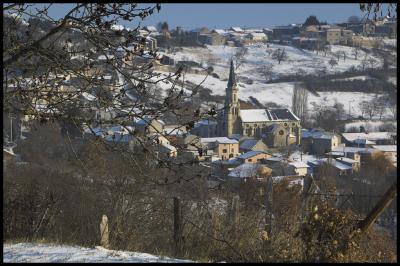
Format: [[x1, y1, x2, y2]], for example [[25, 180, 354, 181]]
[[144, 26, 157, 32], [263, 27, 273, 32], [332, 146, 376, 154], [247, 32, 267, 38], [111, 24, 125, 31], [237, 150, 268, 160], [230, 27, 244, 32], [352, 138, 376, 145], [326, 151, 345, 156], [194, 119, 218, 128], [289, 161, 309, 168], [228, 163, 267, 178], [264, 156, 283, 162], [201, 137, 238, 144], [342, 132, 396, 142], [163, 125, 186, 135], [372, 145, 397, 152], [81, 92, 97, 101], [336, 157, 358, 164], [212, 29, 227, 35], [311, 158, 352, 170], [327, 159, 353, 170], [240, 108, 300, 123]]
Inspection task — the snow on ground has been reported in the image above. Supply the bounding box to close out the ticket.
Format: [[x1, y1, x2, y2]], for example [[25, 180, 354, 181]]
[[162, 43, 383, 81], [344, 120, 397, 132], [3, 243, 193, 263], [387, 76, 397, 85], [332, 75, 376, 81], [158, 43, 389, 117], [382, 38, 397, 47]]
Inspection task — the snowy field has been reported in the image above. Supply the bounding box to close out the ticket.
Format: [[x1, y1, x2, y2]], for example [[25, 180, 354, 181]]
[[344, 120, 397, 132], [157, 43, 392, 118], [161, 43, 383, 81], [3, 243, 193, 263]]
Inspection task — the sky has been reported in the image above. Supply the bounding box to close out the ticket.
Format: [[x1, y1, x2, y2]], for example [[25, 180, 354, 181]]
[[23, 3, 377, 30]]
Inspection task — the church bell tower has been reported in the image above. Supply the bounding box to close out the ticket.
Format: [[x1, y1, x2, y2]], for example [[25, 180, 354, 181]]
[[224, 60, 240, 136]]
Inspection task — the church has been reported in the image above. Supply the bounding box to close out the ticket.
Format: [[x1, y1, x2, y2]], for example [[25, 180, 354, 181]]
[[217, 60, 301, 147]]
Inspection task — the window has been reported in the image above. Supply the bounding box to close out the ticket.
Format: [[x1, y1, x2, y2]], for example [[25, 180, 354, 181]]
[[248, 159, 252, 162], [231, 148, 234, 153], [292, 123, 295, 126], [222, 149, 227, 153], [279, 130, 284, 136], [246, 124, 249, 128], [254, 124, 257, 127], [284, 123, 288, 127]]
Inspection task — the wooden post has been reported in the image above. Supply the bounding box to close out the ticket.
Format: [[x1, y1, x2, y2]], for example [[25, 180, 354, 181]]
[[264, 177, 273, 237], [173, 197, 182, 257], [100, 214, 110, 249], [229, 195, 240, 226], [357, 182, 397, 234]]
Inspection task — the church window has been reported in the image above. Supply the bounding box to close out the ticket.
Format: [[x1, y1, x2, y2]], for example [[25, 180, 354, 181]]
[[279, 130, 284, 136], [284, 123, 288, 127], [233, 94, 236, 102]]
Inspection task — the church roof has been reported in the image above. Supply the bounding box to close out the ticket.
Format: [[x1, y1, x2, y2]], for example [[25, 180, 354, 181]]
[[240, 108, 300, 123]]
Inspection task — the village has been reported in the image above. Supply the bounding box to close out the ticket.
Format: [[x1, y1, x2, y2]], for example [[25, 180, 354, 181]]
[[3, 5, 397, 263]]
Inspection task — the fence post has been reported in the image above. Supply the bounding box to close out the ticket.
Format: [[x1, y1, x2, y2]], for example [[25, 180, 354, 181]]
[[100, 214, 110, 249], [173, 197, 183, 257]]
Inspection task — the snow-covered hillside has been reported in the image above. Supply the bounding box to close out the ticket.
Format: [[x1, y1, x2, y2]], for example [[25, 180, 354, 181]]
[[3, 243, 193, 263], [161, 43, 383, 80]]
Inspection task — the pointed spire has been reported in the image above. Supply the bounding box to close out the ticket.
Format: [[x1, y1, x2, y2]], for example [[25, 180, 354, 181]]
[[227, 59, 236, 88]]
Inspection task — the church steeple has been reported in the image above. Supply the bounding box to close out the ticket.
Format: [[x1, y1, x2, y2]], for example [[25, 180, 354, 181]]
[[220, 59, 240, 137], [227, 59, 236, 88]]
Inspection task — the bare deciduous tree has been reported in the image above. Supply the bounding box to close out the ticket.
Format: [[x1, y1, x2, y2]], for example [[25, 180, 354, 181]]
[[233, 46, 248, 70], [271, 48, 287, 64], [292, 82, 308, 122], [259, 64, 274, 83], [328, 58, 338, 68]]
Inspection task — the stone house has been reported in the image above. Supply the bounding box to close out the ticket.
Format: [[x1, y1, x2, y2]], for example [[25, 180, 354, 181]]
[[285, 161, 309, 176], [200, 137, 239, 160]]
